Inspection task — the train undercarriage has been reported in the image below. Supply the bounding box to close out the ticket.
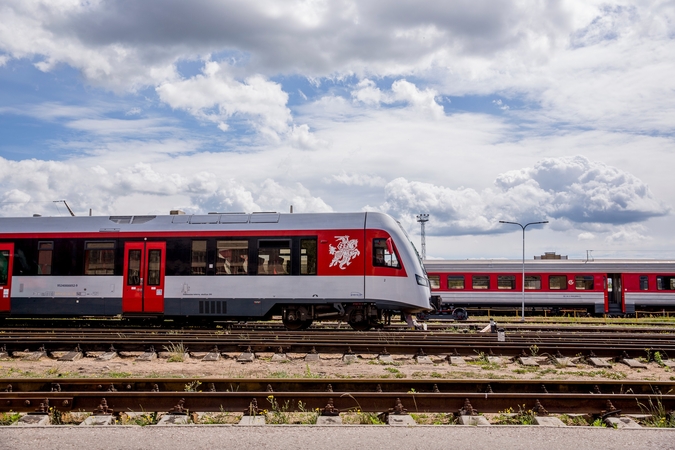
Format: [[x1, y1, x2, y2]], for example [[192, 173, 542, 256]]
[[281, 303, 382, 331]]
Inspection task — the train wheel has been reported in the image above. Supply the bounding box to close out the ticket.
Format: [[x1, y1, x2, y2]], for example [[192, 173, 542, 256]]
[[348, 320, 371, 331], [452, 308, 468, 321], [347, 308, 371, 331], [282, 317, 305, 330]]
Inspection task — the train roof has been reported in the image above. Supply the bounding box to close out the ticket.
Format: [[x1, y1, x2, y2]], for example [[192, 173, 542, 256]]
[[0, 211, 397, 235], [424, 259, 675, 273]]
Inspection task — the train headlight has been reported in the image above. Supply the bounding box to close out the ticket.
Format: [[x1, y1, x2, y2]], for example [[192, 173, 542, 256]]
[[416, 274, 428, 286]]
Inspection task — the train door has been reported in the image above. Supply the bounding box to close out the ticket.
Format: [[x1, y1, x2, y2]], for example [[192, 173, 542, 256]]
[[606, 273, 624, 315], [122, 242, 166, 314], [0, 243, 13, 313]]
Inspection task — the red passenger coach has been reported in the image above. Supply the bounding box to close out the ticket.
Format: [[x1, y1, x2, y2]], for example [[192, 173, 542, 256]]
[[0, 212, 432, 330], [424, 259, 675, 318]]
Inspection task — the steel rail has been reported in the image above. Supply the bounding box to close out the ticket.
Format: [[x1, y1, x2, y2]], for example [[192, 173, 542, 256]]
[[2, 326, 675, 338], [2, 319, 675, 333], [0, 336, 673, 359], [1, 390, 673, 415], [2, 378, 673, 395]]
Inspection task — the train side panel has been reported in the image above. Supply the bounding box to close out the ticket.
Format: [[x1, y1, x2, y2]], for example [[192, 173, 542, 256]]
[[0, 212, 432, 326]]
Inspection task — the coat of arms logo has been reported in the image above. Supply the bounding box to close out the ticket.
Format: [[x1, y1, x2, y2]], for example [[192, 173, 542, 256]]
[[329, 235, 360, 269]]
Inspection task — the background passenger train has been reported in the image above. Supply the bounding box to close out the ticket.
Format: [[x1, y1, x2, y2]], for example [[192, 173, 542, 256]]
[[0, 212, 432, 330], [425, 259, 675, 319]]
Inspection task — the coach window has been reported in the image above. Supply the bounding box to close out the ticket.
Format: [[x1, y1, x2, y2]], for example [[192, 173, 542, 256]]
[[191, 241, 207, 275], [259, 240, 291, 275], [447, 275, 465, 289], [498, 275, 516, 290], [0, 250, 8, 285], [472, 275, 489, 290], [373, 238, 400, 268], [429, 275, 440, 290], [127, 250, 141, 285], [524, 275, 541, 290], [575, 275, 594, 290], [639, 276, 649, 290], [147, 250, 162, 285], [37, 241, 53, 275], [549, 275, 567, 290], [300, 239, 317, 275], [216, 240, 248, 275], [84, 242, 115, 275], [656, 276, 675, 290]]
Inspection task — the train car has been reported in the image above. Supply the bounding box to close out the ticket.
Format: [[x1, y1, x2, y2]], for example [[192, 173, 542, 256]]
[[424, 259, 675, 319], [0, 212, 432, 330]]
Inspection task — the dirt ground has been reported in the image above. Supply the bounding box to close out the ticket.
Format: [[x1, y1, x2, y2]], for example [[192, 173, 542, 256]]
[[1, 350, 673, 383]]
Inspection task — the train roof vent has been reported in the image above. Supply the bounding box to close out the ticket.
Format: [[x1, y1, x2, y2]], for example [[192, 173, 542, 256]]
[[219, 213, 249, 224], [250, 212, 280, 223], [131, 215, 156, 224], [171, 214, 190, 224], [109, 216, 132, 224], [189, 214, 220, 224]]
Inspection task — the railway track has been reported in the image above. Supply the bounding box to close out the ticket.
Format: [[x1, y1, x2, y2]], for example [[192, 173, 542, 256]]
[[2, 317, 675, 333], [2, 378, 673, 416], [0, 328, 673, 359]]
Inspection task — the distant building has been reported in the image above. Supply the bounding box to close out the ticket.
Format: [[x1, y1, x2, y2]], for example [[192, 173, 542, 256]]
[[534, 252, 568, 260]]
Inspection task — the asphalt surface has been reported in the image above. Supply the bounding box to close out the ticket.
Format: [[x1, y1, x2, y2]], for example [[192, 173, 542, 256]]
[[1, 426, 674, 450]]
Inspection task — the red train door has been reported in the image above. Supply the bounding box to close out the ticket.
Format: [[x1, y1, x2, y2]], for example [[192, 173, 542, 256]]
[[122, 242, 166, 314], [606, 273, 624, 315], [0, 243, 13, 313]]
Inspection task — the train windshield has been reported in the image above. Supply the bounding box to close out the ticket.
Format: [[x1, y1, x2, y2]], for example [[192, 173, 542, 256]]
[[396, 221, 425, 273]]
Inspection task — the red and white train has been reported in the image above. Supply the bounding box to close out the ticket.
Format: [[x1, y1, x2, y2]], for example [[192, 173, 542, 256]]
[[0, 212, 432, 330], [424, 259, 675, 319]]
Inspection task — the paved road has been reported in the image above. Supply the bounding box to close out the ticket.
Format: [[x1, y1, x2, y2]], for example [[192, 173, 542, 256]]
[[1, 426, 674, 450]]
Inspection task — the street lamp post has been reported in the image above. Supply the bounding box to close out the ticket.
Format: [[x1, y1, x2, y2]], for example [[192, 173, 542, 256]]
[[499, 220, 549, 322], [416, 214, 429, 261]]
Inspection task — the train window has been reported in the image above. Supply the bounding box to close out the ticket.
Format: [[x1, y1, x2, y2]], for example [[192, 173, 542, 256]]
[[373, 238, 400, 268], [497, 275, 516, 290], [447, 275, 464, 289], [191, 241, 207, 275], [0, 250, 8, 285], [84, 242, 115, 275], [472, 275, 489, 290], [549, 275, 567, 290], [300, 239, 317, 275], [656, 276, 675, 290], [216, 240, 248, 275], [524, 275, 541, 290], [258, 240, 291, 275], [147, 250, 162, 286], [639, 276, 649, 290], [127, 250, 141, 285], [575, 276, 594, 290], [37, 241, 53, 275], [428, 275, 440, 289]]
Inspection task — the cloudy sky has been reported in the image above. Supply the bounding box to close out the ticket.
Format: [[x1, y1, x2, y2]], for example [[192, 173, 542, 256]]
[[1, 0, 673, 260]]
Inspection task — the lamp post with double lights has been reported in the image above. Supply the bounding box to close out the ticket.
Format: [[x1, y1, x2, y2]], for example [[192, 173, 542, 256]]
[[499, 220, 549, 322]]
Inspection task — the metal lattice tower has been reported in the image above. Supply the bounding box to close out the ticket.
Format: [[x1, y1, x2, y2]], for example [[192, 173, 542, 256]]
[[416, 214, 429, 260]]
